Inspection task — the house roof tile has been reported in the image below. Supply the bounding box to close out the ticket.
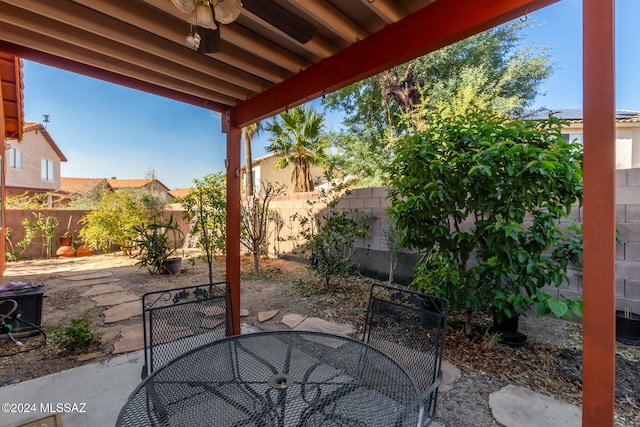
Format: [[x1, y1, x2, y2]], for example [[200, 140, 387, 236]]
[[60, 177, 110, 194], [526, 109, 640, 123], [108, 178, 171, 193], [168, 188, 191, 199]]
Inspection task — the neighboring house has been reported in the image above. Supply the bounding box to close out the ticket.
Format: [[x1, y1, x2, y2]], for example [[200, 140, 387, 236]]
[[529, 109, 640, 169], [168, 187, 191, 199], [56, 177, 112, 206], [4, 121, 67, 202], [108, 178, 173, 201], [241, 152, 326, 194]]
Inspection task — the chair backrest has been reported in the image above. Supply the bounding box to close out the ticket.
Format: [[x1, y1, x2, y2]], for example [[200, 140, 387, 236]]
[[141, 282, 233, 378], [362, 283, 448, 423]]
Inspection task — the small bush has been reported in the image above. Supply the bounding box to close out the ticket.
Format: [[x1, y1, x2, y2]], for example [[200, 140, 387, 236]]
[[49, 311, 102, 353]]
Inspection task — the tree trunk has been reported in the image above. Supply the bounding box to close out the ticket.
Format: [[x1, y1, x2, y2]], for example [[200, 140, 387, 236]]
[[253, 250, 260, 274], [244, 131, 254, 196], [463, 308, 473, 337]]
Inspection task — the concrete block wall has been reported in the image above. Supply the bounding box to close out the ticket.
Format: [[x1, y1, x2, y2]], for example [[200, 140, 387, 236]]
[[270, 169, 640, 313]]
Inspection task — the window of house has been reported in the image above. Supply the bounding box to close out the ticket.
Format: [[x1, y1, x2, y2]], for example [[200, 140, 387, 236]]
[[41, 158, 54, 181], [562, 132, 583, 145], [9, 147, 22, 169]]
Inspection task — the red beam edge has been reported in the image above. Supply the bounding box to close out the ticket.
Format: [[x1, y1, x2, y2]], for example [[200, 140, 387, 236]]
[[582, 0, 616, 425], [0, 68, 6, 278], [225, 109, 242, 335], [234, 0, 559, 127]]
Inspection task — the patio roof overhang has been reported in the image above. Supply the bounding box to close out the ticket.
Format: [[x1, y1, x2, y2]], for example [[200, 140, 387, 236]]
[[0, 0, 616, 425]]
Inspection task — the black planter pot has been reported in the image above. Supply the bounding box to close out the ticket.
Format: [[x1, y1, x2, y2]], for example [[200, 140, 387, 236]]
[[162, 257, 182, 275], [615, 310, 640, 346], [417, 297, 446, 328], [492, 314, 528, 347]]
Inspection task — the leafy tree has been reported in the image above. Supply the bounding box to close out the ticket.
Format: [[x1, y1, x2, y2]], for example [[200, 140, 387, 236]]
[[66, 181, 112, 210], [324, 21, 552, 185], [266, 105, 328, 192], [240, 180, 287, 273], [6, 192, 53, 209], [387, 110, 583, 336], [78, 191, 148, 254], [180, 173, 227, 284]]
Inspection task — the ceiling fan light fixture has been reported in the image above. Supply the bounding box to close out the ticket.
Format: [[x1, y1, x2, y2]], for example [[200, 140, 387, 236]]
[[170, 0, 196, 14], [214, 0, 243, 24], [188, 2, 217, 30]]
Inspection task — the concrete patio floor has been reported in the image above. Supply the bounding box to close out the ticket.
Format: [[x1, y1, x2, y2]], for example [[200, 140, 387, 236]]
[[0, 323, 581, 427]]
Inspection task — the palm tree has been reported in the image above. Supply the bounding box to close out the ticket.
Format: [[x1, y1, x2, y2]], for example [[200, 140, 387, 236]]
[[243, 122, 262, 196], [266, 105, 327, 192]]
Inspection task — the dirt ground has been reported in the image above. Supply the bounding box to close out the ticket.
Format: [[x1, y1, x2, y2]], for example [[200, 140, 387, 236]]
[[0, 252, 639, 426]]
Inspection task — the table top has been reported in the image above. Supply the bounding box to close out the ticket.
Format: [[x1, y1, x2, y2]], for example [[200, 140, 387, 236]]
[[117, 330, 424, 427]]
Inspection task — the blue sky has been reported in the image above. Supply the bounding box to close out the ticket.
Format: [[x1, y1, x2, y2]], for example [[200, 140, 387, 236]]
[[22, 0, 638, 189]]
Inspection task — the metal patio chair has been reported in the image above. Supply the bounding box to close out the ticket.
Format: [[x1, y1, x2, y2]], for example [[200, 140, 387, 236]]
[[363, 283, 449, 426], [141, 282, 234, 379]]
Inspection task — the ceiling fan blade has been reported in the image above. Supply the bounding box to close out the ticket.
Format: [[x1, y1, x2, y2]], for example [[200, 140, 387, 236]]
[[242, 0, 316, 44]]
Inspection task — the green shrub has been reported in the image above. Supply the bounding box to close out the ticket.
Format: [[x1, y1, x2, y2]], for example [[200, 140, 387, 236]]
[[388, 109, 583, 335], [49, 311, 102, 353], [79, 191, 148, 253]]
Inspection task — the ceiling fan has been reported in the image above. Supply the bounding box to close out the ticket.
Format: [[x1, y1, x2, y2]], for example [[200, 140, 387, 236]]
[[170, 0, 315, 53]]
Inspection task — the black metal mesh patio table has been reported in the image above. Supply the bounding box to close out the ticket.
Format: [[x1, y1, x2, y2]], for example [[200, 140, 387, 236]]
[[117, 330, 424, 426]]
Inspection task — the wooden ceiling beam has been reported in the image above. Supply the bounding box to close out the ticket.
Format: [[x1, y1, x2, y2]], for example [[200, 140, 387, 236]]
[[0, 40, 227, 111], [240, 8, 338, 59], [0, 0, 271, 92], [235, 0, 559, 127], [288, 0, 370, 43], [0, 35, 236, 109], [0, 13, 255, 102], [73, 0, 291, 83], [361, 0, 405, 24]]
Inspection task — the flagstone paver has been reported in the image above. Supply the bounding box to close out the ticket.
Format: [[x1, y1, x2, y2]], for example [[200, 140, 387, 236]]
[[258, 310, 279, 322], [240, 309, 250, 317], [76, 352, 103, 362], [440, 360, 461, 392], [91, 292, 139, 307], [104, 301, 142, 323], [80, 285, 125, 297], [200, 305, 225, 316], [201, 318, 224, 329], [47, 277, 120, 292], [65, 271, 114, 281], [113, 325, 145, 354], [489, 385, 581, 427], [282, 313, 307, 329], [293, 317, 356, 336]]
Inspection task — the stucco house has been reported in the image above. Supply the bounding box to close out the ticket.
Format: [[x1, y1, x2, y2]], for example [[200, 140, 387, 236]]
[[108, 178, 173, 201], [530, 109, 640, 169], [56, 177, 113, 206], [4, 121, 67, 201], [242, 152, 326, 194]]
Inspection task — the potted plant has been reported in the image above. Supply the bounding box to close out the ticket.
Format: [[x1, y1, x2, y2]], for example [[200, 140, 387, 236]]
[[60, 231, 73, 247], [388, 110, 584, 341], [133, 215, 184, 275], [616, 306, 640, 345]]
